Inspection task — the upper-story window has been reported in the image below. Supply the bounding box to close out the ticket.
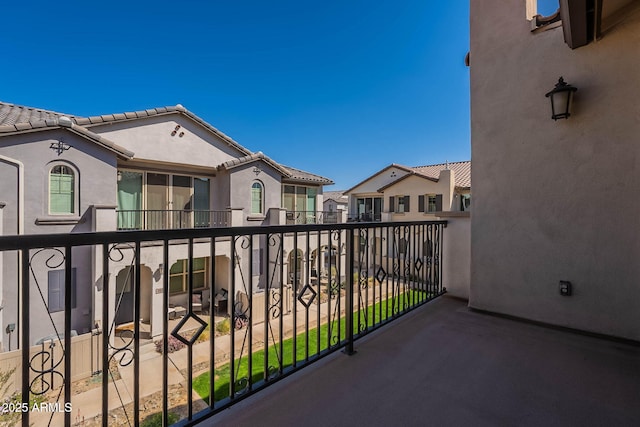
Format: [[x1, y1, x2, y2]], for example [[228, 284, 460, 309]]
[[49, 164, 77, 215], [282, 185, 317, 212], [460, 194, 471, 212], [537, 0, 559, 16], [418, 194, 442, 213], [116, 171, 212, 229], [251, 181, 264, 215], [397, 196, 409, 213], [528, 0, 561, 29], [357, 196, 382, 221], [389, 196, 410, 214]]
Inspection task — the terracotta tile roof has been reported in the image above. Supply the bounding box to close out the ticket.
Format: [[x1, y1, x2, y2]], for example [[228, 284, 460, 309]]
[[0, 101, 133, 159], [346, 161, 471, 194], [282, 165, 334, 185], [0, 100, 333, 185], [377, 161, 472, 191], [0, 101, 77, 127], [218, 152, 292, 177], [412, 161, 471, 189]]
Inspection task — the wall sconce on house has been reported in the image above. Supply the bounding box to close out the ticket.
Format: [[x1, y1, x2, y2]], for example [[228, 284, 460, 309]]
[[545, 77, 578, 120]]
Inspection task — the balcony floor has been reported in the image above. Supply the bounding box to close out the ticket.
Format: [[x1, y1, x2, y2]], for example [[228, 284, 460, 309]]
[[203, 296, 640, 427]]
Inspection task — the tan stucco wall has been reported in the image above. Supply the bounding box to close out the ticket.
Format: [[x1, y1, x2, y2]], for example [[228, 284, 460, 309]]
[[384, 173, 456, 221], [470, 1, 640, 340], [438, 214, 470, 300]]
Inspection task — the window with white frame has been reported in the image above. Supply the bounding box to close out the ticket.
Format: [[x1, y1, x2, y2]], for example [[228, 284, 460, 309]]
[[418, 194, 442, 213], [397, 195, 408, 213], [169, 257, 209, 294], [428, 195, 438, 212], [251, 181, 264, 215], [49, 164, 77, 215]]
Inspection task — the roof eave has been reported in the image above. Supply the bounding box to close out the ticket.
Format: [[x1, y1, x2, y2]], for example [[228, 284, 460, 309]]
[[0, 121, 134, 160]]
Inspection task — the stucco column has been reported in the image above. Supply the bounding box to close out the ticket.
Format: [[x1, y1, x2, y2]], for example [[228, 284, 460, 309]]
[[229, 208, 244, 226], [267, 208, 286, 225], [438, 169, 456, 211]]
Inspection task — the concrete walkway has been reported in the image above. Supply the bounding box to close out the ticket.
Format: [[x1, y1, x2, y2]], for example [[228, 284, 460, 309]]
[[203, 296, 640, 427], [29, 292, 356, 425]]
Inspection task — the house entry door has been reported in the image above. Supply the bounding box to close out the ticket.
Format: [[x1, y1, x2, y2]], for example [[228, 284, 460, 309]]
[[114, 267, 134, 325]]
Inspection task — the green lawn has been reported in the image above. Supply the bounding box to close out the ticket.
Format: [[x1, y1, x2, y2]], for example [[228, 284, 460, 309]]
[[193, 289, 432, 403]]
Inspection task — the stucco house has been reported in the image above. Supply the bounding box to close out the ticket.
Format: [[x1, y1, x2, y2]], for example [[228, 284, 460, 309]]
[[469, 0, 640, 341], [344, 161, 471, 222], [0, 101, 333, 347], [342, 161, 471, 298], [321, 191, 348, 224]]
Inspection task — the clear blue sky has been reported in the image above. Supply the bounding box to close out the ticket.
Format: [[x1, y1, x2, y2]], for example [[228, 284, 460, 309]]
[[3, 1, 475, 190]]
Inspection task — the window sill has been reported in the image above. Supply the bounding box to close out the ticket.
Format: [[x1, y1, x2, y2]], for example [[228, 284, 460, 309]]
[[247, 215, 266, 221], [36, 216, 83, 225]]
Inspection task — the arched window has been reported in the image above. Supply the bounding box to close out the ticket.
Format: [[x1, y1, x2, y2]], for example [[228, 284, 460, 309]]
[[251, 181, 263, 215], [49, 164, 76, 215]]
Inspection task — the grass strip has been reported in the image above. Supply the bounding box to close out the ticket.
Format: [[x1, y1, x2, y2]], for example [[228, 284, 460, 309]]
[[194, 289, 432, 402]]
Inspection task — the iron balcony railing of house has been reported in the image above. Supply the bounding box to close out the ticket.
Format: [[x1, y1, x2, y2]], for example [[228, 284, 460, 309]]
[[348, 212, 382, 222], [285, 211, 341, 225], [117, 209, 231, 230], [0, 219, 446, 427]]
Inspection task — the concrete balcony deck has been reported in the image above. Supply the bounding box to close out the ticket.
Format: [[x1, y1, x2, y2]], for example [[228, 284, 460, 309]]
[[204, 296, 640, 427]]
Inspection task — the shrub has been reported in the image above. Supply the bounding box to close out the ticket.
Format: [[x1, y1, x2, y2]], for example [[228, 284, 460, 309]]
[[215, 319, 230, 335], [154, 335, 187, 354], [196, 328, 210, 344]]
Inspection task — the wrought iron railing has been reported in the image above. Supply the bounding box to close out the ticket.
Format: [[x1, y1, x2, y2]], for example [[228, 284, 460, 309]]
[[0, 220, 446, 426], [285, 211, 341, 224], [117, 209, 231, 230]]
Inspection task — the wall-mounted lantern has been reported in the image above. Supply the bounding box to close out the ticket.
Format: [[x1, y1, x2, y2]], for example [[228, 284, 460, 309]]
[[545, 77, 578, 120]]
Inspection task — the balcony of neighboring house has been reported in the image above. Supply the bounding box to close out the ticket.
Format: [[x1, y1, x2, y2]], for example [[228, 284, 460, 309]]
[[349, 196, 383, 222], [116, 169, 230, 230], [285, 210, 342, 224], [116, 209, 231, 230], [282, 184, 324, 224]]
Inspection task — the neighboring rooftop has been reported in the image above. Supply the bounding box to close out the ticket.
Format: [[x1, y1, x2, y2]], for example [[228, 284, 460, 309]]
[[0, 101, 75, 127], [283, 165, 334, 185], [413, 160, 471, 189], [323, 191, 348, 203], [0, 100, 332, 184], [345, 160, 471, 194]]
